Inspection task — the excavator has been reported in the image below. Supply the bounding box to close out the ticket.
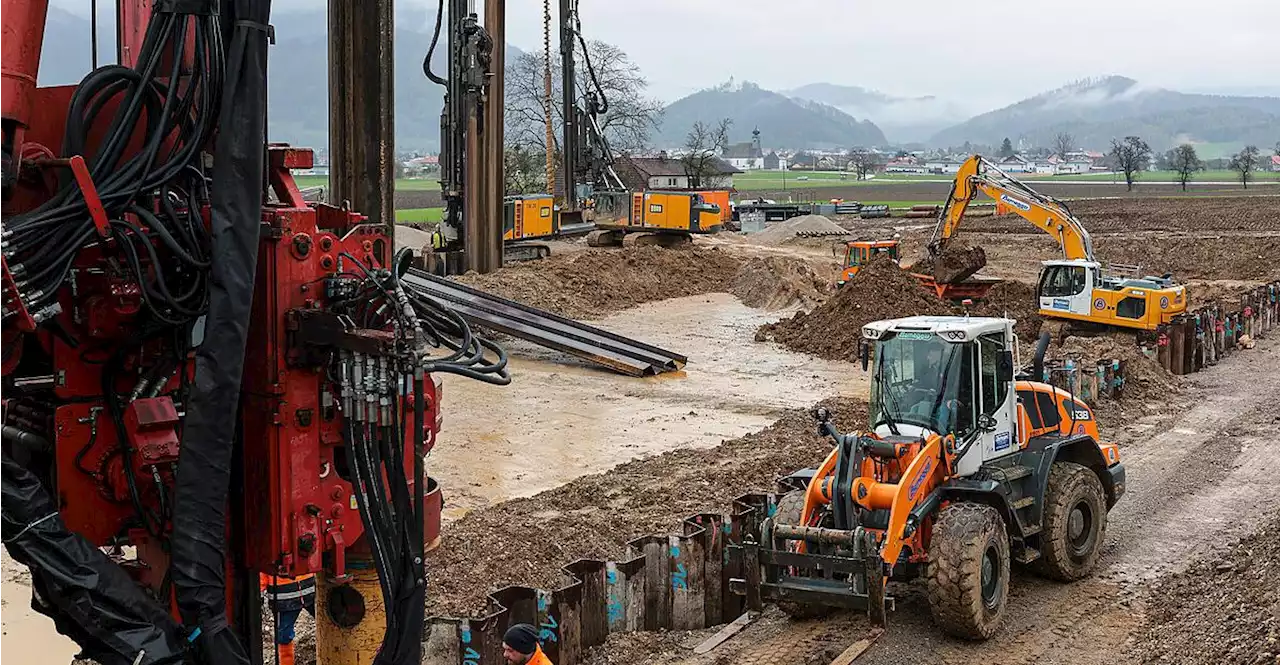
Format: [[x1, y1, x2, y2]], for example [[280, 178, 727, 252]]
[[929, 155, 1188, 332]]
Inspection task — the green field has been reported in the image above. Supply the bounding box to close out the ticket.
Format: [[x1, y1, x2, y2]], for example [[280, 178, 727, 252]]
[[394, 207, 444, 223], [293, 175, 441, 190], [731, 169, 1280, 190]]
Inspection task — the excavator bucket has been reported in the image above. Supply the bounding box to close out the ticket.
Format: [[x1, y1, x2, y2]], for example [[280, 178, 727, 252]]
[[925, 244, 987, 284], [731, 505, 890, 629]]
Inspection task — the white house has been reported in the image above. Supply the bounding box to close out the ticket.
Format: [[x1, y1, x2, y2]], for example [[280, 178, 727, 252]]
[[996, 154, 1033, 173], [614, 154, 742, 191], [722, 128, 765, 171], [924, 160, 964, 174]]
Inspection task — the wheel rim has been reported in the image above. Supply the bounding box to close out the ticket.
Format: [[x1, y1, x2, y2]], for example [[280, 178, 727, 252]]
[[1068, 500, 1095, 557], [980, 544, 1001, 609]]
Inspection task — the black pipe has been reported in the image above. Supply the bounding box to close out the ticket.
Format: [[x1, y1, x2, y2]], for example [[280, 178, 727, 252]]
[[1031, 330, 1051, 381]]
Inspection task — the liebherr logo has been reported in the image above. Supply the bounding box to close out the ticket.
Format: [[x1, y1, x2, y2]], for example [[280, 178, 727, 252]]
[[1000, 193, 1032, 212], [908, 458, 933, 501]]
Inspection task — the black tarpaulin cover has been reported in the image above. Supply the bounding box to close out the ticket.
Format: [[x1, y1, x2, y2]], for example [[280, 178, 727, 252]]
[[1, 456, 185, 665], [168, 0, 271, 663]]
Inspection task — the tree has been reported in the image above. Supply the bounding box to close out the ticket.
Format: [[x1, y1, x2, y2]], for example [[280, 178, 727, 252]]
[[504, 145, 547, 195], [847, 148, 884, 181], [1228, 145, 1261, 189], [998, 138, 1015, 159], [1166, 144, 1203, 192], [1108, 136, 1152, 191], [1274, 141, 1279, 157], [1053, 133, 1076, 160], [504, 40, 664, 157], [681, 119, 732, 189]]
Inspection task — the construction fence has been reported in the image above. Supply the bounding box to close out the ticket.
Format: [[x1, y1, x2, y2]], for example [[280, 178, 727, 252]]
[[421, 495, 786, 665], [1148, 282, 1279, 375]]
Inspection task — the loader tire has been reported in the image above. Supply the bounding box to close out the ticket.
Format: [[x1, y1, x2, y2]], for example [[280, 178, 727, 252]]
[[926, 502, 1009, 640], [1033, 461, 1107, 582], [771, 491, 827, 621]]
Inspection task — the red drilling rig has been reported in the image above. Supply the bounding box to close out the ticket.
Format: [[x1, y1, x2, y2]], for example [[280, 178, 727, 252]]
[[1, 2, 509, 664]]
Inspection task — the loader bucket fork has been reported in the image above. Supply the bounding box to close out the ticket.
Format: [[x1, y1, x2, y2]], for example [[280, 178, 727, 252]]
[[731, 507, 890, 628]]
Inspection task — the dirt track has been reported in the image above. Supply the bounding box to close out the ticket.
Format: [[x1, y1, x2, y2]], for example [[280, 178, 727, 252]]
[[579, 336, 1280, 665]]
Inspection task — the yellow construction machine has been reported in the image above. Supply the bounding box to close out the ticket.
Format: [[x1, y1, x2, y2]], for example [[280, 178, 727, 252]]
[[736, 316, 1125, 639], [586, 190, 723, 247], [930, 155, 1187, 332]]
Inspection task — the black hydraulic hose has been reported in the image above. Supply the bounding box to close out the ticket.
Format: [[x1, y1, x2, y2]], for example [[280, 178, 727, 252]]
[[422, 0, 448, 87]]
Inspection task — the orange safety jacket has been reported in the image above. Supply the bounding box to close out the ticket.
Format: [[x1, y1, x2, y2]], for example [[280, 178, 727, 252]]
[[259, 572, 316, 603], [526, 645, 553, 665]]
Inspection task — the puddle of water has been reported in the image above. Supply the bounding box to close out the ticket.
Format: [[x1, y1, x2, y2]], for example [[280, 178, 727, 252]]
[[2, 551, 80, 662], [431, 293, 867, 516]]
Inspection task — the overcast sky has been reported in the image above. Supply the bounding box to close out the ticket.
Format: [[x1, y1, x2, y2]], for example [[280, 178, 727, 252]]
[[49, 0, 1280, 110]]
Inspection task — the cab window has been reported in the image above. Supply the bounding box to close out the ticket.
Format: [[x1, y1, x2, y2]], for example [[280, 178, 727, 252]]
[[1039, 265, 1087, 297], [978, 333, 1009, 415]]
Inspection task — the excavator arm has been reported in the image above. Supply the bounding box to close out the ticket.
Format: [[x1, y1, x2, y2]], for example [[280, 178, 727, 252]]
[[932, 155, 1096, 261]]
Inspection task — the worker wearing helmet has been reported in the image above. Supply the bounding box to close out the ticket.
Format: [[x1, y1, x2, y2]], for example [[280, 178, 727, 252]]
[[502, 623, 553, 665], [260, 572, 316, 665]]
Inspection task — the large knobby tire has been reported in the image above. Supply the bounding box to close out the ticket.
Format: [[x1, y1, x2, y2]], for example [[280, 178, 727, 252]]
[[771, 491, 828, 621], [926, 502, 1010, 640], [1033, 461, 1107, 581]]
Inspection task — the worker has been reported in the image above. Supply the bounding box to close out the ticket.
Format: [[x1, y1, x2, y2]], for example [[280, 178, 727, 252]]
[[260, 572, 316, 665], [502, 623, 552, 665]]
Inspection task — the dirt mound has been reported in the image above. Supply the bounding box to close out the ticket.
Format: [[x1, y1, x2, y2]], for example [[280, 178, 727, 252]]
[[749, 214, 848, 246], [732, 256, 834, 310], [425, 397, 867, 616], [971, 280, 1044, 343], [452, 247, 744, 319], [1095, 234, 1280, 281], [1056, 333, 1180, 403], [1135, 513, 1280, 664], [755, 258, 953, 361]]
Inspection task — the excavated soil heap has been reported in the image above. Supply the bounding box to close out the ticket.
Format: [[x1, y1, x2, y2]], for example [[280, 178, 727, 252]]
[[971, 280, 1044, 343], [453, 247, 743, 319], [755, 257, 953, 361], [732, 256, 834, 310], [425, 397, 868, 616], [1135, 513, 1280, 664], [1055, 333, 1180, 404], [748, 214, 848, 246]]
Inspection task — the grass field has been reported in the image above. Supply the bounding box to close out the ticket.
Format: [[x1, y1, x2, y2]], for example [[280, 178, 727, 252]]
[[731, 169, 1280, 190], [395, 207, 444, 223], [293, 175, 442, 190]]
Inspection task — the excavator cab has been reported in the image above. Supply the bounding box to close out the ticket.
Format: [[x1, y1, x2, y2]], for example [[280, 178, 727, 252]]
[[1037, 259, 1188, 331], [734, 316, 1125, 640], [836, 240, 901, 285]]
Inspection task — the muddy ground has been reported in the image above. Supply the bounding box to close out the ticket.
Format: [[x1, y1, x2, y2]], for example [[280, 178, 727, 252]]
[[5, 196, 1279, 665]]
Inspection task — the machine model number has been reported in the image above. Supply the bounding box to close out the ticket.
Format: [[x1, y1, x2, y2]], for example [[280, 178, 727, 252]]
[[994, 431, 1011, 451]]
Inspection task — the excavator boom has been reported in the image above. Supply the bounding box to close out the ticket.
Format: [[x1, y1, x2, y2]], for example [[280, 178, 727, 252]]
[[933, 155, 1095, 261]]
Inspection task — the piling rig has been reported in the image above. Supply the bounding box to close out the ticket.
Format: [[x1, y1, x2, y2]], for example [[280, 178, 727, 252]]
[[1, 2, 509, 665]]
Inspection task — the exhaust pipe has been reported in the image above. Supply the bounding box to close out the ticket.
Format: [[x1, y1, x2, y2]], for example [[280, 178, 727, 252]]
[[1031, 331, 1051, 381]]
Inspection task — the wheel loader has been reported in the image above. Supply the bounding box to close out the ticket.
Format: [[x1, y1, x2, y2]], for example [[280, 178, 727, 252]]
[[734, 315, 1126, 639]]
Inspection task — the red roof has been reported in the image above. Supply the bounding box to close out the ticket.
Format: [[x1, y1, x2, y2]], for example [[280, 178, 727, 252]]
[[1271, 155, 1280, 166]]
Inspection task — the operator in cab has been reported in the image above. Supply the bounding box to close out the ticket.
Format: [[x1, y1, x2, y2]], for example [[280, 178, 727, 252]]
[[502, 623, 553, 665]]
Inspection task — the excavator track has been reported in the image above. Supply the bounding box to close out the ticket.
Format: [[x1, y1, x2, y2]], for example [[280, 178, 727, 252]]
[[503, 242, 552, 264]]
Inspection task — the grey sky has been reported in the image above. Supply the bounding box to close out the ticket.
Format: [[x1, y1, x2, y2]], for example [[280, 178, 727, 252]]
[[49, 0, 1280, 110]]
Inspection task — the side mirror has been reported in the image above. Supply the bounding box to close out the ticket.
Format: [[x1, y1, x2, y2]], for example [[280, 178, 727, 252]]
[[858, 340, 871, 372], [977, 413, 997, 431], [814, 407, 831, 424], [998, 350, 1014, 383]]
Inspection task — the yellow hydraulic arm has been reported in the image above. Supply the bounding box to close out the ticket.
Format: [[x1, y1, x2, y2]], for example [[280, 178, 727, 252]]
[[931, 155, 1096, 261]]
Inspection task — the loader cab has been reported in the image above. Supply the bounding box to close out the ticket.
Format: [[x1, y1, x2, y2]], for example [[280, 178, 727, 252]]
[[837, 240, 900, 285], [863, 316, 1018, 476]]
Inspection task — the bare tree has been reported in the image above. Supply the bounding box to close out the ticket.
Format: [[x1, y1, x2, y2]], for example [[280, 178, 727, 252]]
[[504, 40, 664, 157], [1166, 144, 1203, 192], [1053, 133, 1076, 159], [681, 119, 732, 189], [847, 148, 884, 181], [504, 146, 547, 195], [1228, 145, 1261, 189], [1108, 136, 1152, 191], [1274, 140, 1280, 157]]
